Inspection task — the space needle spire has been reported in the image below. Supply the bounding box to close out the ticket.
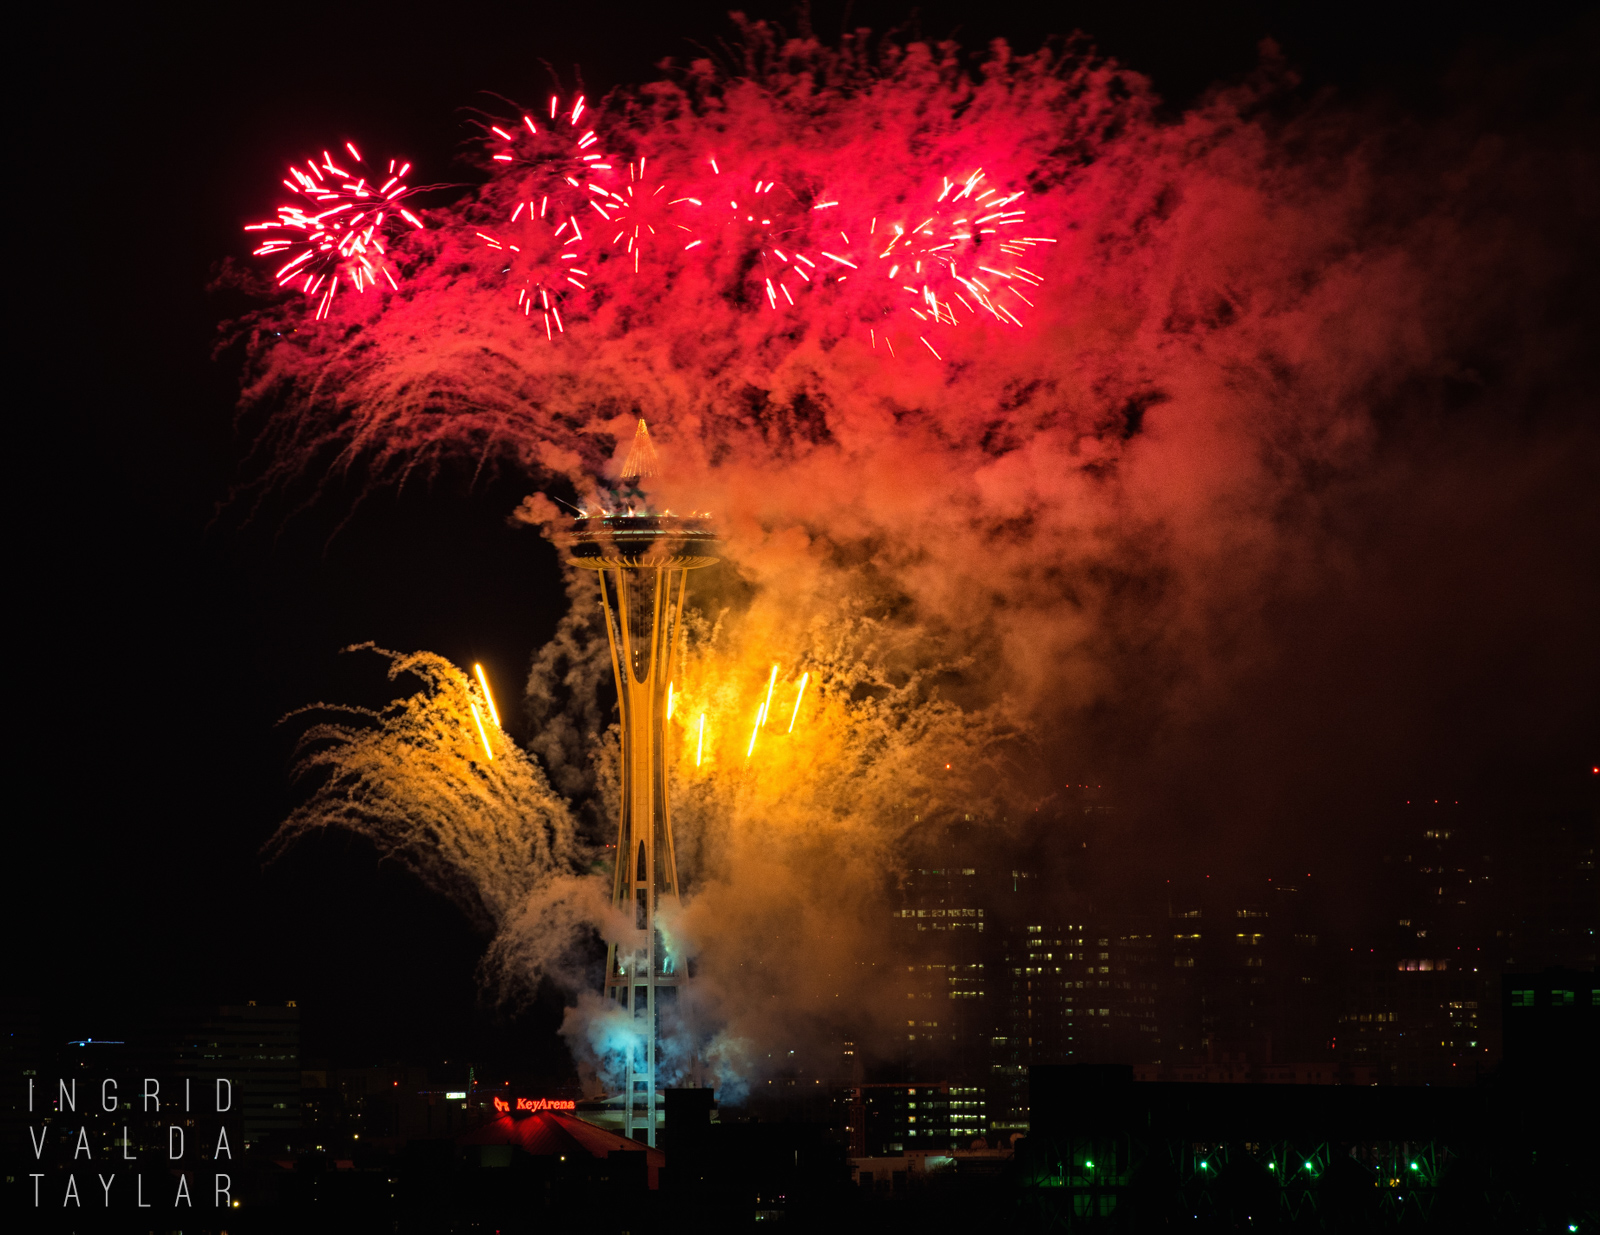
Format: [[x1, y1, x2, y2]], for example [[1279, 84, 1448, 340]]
[[555, 419, 719, 1145], [620, 418, 660, 481]]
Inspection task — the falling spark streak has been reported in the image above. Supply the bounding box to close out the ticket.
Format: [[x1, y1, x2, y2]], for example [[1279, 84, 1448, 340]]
[[760, 664, 778, 727], [473, 663, 500, 727], [696, 713, 705, 766], [745, 710, 761, 759], [788, 672, 809, 732], [469, 702, 494, 761], [666, 682, 675, 719]]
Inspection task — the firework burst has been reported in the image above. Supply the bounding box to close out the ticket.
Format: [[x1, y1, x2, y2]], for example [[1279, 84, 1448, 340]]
[[881, 169, 1052, 330], [476, 201, 594, 339], [693, 159, 826, 310], [245, 143, 423, 320], [586, 158, 699, 275], [820, 169, 1053, 358], [484, 95, 614, 223]]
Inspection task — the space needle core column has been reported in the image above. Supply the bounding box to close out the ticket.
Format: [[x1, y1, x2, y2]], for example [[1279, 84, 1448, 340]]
[[556, 420, 720, 1146]]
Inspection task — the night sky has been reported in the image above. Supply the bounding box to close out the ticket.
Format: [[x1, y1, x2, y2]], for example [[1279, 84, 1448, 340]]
[[10, 2, 1595, 1077]]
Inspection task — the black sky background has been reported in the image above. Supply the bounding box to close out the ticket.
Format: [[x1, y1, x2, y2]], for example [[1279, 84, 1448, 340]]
[[8, 1, 1596, 1078]]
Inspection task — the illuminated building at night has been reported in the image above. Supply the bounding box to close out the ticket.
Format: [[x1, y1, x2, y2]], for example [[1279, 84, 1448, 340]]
[[837, 1082, 963, 1156], [983, 919, 1173, 1131], [892, 858, 993, 1080], [889, 823, 1172, 1139], [558, 420, 720, 1146], [1159, 877, 1333, 1073], [173, 1002, 301, 1152]]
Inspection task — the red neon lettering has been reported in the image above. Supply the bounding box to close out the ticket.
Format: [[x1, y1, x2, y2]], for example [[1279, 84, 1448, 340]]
[[510, 1097, 576, 1112]]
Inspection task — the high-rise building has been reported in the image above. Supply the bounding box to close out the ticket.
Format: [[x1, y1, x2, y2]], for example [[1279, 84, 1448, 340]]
[[1162, 880, 1330, 1067], [1358, 801, 1517, 1082], [990, 919, 1166, 1130], [991, 921, 1085, 1134], [558, 420, 720, 1146], [891, 859, 995, 1081], [173, 1002, 301, 1151], [837, 1082, 962, 1156], [1334, 961, 1490, 1084]]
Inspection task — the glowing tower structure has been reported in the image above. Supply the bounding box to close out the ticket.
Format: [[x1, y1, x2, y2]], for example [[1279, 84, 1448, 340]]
[[557, 420, 719, 1145]]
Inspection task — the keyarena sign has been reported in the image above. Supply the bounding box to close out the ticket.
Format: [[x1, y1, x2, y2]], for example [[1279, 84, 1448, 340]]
[[492, 1097, 577, 1114]]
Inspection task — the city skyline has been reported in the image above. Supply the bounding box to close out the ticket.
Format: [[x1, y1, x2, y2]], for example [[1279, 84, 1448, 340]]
[[8, 0, 1597, 1176]]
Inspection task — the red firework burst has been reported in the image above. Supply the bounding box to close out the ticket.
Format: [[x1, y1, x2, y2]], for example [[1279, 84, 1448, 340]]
[[879, 170, 1052, 332], [821, 169, 1054, 358], [484, 95, 613, 221], [245, 143, 423, 320], [586, 158, 699, 275], [476, 202, 593, 340], [691, 158, 826, 309]]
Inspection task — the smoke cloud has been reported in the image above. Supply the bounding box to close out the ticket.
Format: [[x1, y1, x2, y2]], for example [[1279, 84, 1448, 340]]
[[250, 24, 1598, 1088]]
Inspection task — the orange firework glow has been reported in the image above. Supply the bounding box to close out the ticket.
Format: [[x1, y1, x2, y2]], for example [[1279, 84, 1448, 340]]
[[473, 663, 500, 727], [469, 702, 494, 761], [651, 606, 1004, 816], [274, 626, 1007, 1111]]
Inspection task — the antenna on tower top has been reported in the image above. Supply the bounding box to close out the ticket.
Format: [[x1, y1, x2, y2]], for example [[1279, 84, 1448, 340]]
[[620, 418, 659, 481]]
